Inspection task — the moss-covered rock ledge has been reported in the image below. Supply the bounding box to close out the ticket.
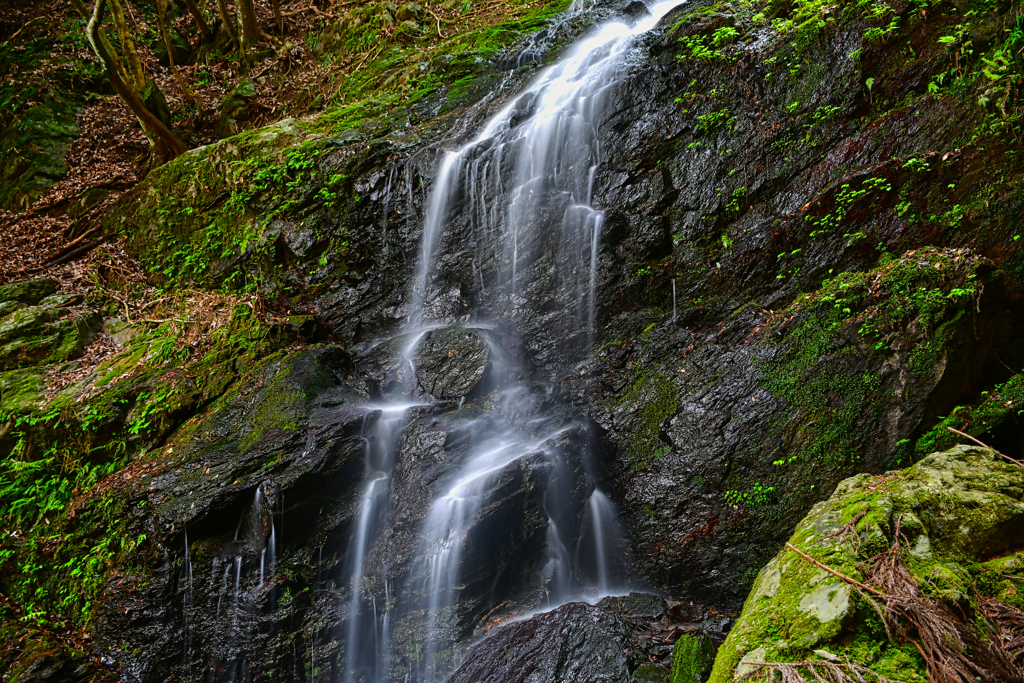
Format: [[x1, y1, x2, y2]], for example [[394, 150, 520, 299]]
[[710, 445, 1024, 682]]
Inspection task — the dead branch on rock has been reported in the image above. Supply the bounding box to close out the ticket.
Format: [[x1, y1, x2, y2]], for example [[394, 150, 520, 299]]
[[784, 543, 884, 597], [738, 659, 901, 682], [945, 427, 1024, 468], [981, 597, 1024, 666], [861, 517, 1022, 683], [786, 517, 1024, 683]]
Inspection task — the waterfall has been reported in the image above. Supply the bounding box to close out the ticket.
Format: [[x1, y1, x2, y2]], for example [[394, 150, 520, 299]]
[[329, 2, 686, 680], [396, 2, 685, 680], [577, 489, 620, 594]]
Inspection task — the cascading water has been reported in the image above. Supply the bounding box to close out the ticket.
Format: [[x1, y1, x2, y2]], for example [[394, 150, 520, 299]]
[[342, 407, 410, 683], [391, 2, 688, 681], [334, 3, 686, 681]]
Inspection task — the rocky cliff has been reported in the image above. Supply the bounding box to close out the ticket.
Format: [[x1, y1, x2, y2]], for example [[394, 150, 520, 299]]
[[3, 0, 1024, 680]]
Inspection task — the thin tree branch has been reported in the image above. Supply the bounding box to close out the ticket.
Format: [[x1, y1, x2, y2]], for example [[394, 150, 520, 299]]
[[183, 0, 212, 38], [157, 0, 197, 104], [785, 543, 887, 597], [108, 0, 147, 90], [946, 427, 1024, 468]]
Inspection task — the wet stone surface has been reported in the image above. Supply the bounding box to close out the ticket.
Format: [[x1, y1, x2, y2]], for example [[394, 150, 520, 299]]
[[450, 594, 731, 683], [413, 327, 490, 399]]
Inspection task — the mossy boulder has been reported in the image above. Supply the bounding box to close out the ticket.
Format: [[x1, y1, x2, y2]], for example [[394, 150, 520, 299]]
[[708, 445, 1024, 683], [217, 78, 258, 136], [670, 633, 715, 683], [0, 99, 80, 212], [0, 305, 100, 371], [0, 279, 58, 318], [634, 663, 671, 681]]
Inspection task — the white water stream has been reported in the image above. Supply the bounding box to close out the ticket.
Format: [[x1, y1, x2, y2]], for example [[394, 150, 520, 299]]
[[341, 1, 686, 680]]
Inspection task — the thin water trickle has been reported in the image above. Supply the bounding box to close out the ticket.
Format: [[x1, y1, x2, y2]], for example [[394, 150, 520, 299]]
[[342, 402, 419, 682], [382, 166, 397, 249], [672, 277, 677, 326], [233, 556, 241, 626], [266, 521, 275, 585]]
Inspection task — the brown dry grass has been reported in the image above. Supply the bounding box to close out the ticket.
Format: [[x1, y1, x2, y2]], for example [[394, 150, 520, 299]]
[[861, 518, 1021, 683]]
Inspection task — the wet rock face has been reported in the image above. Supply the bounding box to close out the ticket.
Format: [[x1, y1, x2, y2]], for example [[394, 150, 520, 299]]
[[580, 249, 1024, 605], [414, 327, 489, 398], [92, 346, 378, 682], [448, 602, 633, 683], [449, 592, 731, 683], [377, 408, 593, 681]]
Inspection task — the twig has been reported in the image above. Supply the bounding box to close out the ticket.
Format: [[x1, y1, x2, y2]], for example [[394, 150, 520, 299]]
[[946, 427, 1024, 468], [281, 3, 316, 17], [52, 224, 102, 257], [2, 15, 46, 47], [422, 4, 446, 37], [785, 543, 887, 597], [44, 240, 102, 269], [139, 297, 174, 311]]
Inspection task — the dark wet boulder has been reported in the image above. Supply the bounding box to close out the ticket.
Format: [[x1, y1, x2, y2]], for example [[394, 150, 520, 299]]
[[447, 601, 632, 683], [670, 633, 716, 683], [598, 591, 668, 619], [414, 326, 489, 399], [617, 0, 651, 20]]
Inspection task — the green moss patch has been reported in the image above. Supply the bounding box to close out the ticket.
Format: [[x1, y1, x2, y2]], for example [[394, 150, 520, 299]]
[[758, 247, 990, 469], [620, 371, 680, 469]]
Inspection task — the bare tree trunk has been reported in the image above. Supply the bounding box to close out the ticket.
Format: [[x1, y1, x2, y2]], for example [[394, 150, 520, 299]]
[[236, 0, 264, 47], [107, 0, 147, 91], [83, 0, 186, 167], [272, 0, 283, 34], [69, 0, 132, 86], [157, 0, 197, 103], [216, 0, 238, 43], [183, 0, 212, 39]]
